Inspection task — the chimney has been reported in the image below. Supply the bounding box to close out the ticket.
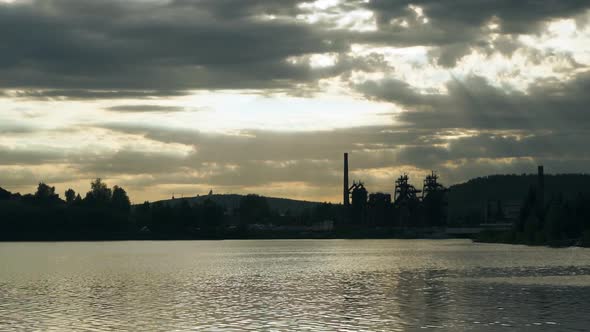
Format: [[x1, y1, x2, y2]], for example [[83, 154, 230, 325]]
[[537, 165, 544, 209], [344, 153, 350, 206]]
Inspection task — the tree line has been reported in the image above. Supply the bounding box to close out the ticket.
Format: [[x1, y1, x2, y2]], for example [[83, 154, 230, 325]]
[[0, 180, 344, 240], [514, 188, 590, 245], [478, 187, 590, 246], [448, 174, 590, 225], [1, 179, 133, 240]]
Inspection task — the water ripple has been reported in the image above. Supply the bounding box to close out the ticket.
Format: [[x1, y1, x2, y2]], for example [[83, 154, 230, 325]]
[[0, 240, 589, 331]]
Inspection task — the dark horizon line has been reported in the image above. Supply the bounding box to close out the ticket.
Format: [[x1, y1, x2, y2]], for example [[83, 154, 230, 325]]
[[3, 169, 590, 205]]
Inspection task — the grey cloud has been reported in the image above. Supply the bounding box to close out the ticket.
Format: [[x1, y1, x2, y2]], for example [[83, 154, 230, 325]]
[[6, 89, 190, 100], [99, 123, 590, 179], [1, 0, 586, 98], [0, 0, 351, 97], [0, 166, 83, 189], [367, 0, 588, 34], [100, 123, 438, 162], [2, 0, 589, 198], [0, 168, 44, 188], [363, 0, 590, 66], [0, 121, 39, 134], [105, 105, 190, 113], [358, 71, 590, 131], [175, 0, 303, 19], [65, 124, 424, 188], [3, 122, 590, 197], [395, 131, 590, 170], [74, 150, 192, 175], [66, 146, 342, 188], [207, 160, 340, 187], [2, 99, 590, 192], [0, 146, 66, 165], [437, 157, 590, 186]]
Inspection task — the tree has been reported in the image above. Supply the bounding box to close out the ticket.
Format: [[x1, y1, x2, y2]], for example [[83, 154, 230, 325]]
[[65, 188, 76, 204], [239, 194, 270, 225], [85, 178, 112, 206], [422, 192, 446, 227], [523, 213, 541, 244], [33, 182, 60, 205], [199, 199, 224, 231], [0, 187, 11, 200], [495, 200, 505, 219], [149, 203, 174, 233], [111, 186, 131, 212], [545, 200, 565, 242], [517, 186, 536, 233], [176, 199, 194, 230], [575, 193, 590, 231], [136, 201, 152, 229], [35, 182, 57, 200]]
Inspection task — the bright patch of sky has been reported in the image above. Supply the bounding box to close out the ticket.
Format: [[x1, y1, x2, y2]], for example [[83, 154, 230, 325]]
[[111, 92, 394, 132], [297, 0, 376, 31], [1, 89, 394, 136], [520, 18, 590, 66]]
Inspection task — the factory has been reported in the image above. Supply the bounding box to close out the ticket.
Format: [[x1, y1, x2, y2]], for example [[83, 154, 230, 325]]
[[342, 152, 448, 227]]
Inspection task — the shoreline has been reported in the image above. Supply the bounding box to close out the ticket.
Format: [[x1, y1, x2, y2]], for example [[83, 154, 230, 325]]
[[3, 229, 588, 247]]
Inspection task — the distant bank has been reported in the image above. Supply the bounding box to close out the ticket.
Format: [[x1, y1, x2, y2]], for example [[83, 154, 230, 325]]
[[2, 172, 590, 245]]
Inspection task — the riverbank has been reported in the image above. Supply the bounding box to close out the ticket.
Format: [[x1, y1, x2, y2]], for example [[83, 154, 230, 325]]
[[6, 228, 590, 247], [0, 227, 463, 242], [475, 229, 590, 247]]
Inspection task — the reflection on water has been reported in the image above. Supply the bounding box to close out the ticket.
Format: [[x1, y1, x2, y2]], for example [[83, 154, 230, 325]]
[[1, 240, 590, 331]]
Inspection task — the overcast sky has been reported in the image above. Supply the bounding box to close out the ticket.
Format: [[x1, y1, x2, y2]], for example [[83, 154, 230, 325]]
[[1, 0, 590, 203]]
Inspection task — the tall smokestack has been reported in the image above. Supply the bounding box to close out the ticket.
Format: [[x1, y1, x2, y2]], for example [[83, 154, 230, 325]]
[[344, 153, 350, 206], [537, 165, 544, 210]]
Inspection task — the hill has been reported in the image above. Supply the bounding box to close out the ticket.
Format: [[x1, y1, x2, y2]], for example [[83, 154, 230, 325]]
[[447, 173, 590, 222], [149, 194, 322, 215], [0, 186, 12, 200]]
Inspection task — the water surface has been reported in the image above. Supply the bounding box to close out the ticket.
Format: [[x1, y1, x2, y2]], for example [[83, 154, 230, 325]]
[[1, 239, 589, 331]]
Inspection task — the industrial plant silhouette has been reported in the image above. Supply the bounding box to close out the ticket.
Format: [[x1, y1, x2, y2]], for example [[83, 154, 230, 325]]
[[342, 152, 448, 228]]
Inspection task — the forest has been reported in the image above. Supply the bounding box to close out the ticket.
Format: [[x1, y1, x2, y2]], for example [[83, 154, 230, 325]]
[[0, 179, 342, 240], [447, 174, 590, 224], [477, 187, 590, 246]]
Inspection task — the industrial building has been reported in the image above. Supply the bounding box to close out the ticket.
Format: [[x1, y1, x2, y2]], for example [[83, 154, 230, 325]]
[[342, 152, 448, 227]]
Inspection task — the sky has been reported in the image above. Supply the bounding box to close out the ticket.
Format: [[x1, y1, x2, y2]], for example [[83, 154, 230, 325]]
[[1, 0, 590, 203]]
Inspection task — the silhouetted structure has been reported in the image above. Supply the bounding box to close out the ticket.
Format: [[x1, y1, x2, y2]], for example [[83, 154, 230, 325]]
[[537, 165, 545, 214], [368, 193, 392, 226], [369, 193, 391, 205], [421, 171, 446, 199], [343, 153, 350, 206], [349, 181, 368, 224], [420, 172, 449, 227], [341, 154, 449, 228], [394, 174, 421, 204], [392, 175, 421, 226]]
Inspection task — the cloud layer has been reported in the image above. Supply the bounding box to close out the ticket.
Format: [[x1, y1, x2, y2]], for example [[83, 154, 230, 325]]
[[1, 0, 590, 202]]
